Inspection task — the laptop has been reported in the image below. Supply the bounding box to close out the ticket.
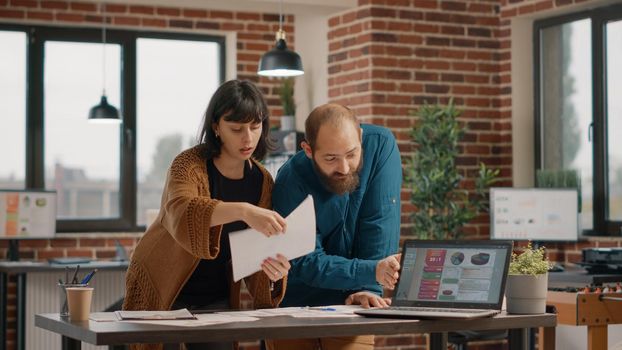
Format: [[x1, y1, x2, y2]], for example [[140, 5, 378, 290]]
[[355, 239, 513, 319]]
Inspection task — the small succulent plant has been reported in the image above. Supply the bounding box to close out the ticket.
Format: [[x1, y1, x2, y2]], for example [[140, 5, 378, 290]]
[[509, 242, 552, 275]]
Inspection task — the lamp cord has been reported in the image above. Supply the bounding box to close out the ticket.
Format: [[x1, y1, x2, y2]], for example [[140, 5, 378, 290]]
[[101, 2, 107, 96], [279, 0, 283, 31]]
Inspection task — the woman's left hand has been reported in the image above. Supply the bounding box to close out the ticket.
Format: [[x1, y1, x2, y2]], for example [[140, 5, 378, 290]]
[[261, 254, 290, 282]]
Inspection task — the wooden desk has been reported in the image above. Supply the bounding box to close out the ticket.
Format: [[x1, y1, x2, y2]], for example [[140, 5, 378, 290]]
[[0, 261, 128, 350], [36, 311, 557, 350], [547, 291, 622, 350]]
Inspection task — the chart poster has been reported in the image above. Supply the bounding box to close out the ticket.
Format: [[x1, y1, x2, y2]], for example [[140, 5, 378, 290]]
[[0, 191, 56, 238]]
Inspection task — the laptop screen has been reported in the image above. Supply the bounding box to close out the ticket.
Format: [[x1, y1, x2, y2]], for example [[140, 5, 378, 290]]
[[393, 240, 512, 309]]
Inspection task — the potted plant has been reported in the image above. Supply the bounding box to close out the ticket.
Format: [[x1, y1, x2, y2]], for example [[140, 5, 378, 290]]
[[505, 242, 552, 314], [405, 100, 498, 240], [278, 78, 296, 131]]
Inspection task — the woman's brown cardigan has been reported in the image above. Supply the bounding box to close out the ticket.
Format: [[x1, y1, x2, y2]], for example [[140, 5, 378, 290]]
[[122, 146, 286, 350]]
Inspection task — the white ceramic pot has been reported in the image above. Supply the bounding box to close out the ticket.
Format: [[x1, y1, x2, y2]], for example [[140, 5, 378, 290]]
[[505, 273, 548, 314]]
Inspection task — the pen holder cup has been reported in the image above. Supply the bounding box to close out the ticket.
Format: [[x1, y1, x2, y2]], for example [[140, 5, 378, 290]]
[[58, 283, 87, 317]]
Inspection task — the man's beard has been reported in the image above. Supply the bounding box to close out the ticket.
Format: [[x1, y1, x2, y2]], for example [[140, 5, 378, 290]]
[[312, 155, 363, 195]]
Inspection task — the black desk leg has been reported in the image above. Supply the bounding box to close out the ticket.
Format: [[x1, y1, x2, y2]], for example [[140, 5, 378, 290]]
[[16, 273, 26, 350], [429, 332, 448, 350], [0, 272, 6, 350], [62, 336, 81, 350], [508, 328, 529, 350]]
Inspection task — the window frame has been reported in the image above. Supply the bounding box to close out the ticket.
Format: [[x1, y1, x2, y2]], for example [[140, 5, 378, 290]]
[[533, 3, 622, 236], [0, 23, 225, 232]]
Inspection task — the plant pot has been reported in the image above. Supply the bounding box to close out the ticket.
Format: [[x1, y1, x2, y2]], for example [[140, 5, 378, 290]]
[[505, 273, 548, 314], [280, 115, 295, 131]]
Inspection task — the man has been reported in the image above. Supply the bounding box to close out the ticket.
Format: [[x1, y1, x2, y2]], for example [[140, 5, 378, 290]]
[[270, 103, 402, 350]]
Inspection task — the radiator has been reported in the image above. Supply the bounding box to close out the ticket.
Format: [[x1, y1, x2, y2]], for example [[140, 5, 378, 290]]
[[25, 270, 126, 350]]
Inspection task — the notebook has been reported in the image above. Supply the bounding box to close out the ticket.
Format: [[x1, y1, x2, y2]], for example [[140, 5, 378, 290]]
[[355, 239, 513, 319]]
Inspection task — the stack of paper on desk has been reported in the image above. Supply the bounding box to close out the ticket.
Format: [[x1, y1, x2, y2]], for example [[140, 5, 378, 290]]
[[115, 308, 196, 320], [230, 195, 316, 281]]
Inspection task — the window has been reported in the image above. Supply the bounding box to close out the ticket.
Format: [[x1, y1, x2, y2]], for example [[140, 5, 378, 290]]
[[535, 4, 622, 235], [44, 41, 121, 219], [1, 24, 224, 231], [136, 38, 220, 226], [0, 30, 27, 189]]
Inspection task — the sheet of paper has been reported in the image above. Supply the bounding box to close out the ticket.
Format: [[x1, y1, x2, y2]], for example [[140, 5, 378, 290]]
[[89, 312, 119, 322], [230, 195, 316, 282], [115, 308, 195, 320], [121, 313, 258, 327]]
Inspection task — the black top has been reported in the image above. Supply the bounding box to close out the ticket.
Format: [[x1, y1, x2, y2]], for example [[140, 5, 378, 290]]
[[177, 159, 263, 306]]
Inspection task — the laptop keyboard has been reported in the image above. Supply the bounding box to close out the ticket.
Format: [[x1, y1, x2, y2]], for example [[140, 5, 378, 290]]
[[389, 307, 487, 314]]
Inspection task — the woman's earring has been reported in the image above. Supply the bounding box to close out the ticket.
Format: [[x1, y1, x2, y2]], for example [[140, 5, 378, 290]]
[[215, 131, 220, 138]]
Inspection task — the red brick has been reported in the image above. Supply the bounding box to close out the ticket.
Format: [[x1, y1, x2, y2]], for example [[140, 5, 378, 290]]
[[20, 239, 48, 248], [142, 18, 166, 27], [37, 250, 64, 259], [95, 250, 116, 259], [182, 9, 206, 18], [56, 12, 84, 22], [500, 8, 517, 18], [0, 9, 25, 18], [196, 21, 220, 30], [328, 15, 340, 27], [441, 1, 467, 11], [114, 16, 140, 26], [41, 1, 67, 10], [535, 0, 554, 11], [129, 5, 153, 15], [414, 23, 439, 33], [518, 4, 535, 15], [222, 23, 244, 31], [10, 0, 37, 7], [468, 3, 495, 13], [414, 0, 438, 9], [235, 12, 259, 21], [156, 7, 180, 16], [67, 249, 93, 257], [70, 2, 96, 12], [51, 239, 77, 247], [79, 238, 106, 247], [105, 4, 126, 13]]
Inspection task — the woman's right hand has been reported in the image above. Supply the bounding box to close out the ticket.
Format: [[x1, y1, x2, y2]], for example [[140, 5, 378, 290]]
[[243, 204, 287, 237]]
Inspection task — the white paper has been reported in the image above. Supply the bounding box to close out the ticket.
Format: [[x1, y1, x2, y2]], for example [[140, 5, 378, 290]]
[[230, 195, 316, 282], [121, 313, 258, 327]]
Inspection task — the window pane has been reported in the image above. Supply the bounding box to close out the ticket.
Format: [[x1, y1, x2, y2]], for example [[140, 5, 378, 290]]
[[0, 31, 26, 189], [136, 38, 220, 226], [607, 20, 622, 221], [44, 41, 121, 219], [540, 19, 593, 230]]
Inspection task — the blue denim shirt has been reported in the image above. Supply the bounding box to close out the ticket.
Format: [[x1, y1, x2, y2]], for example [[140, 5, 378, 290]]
[[272, 124, 402, 307]]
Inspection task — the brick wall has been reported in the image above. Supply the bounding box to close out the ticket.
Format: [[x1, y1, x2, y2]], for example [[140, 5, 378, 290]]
[[327, 0, 613, 349], [0, 1, 294, 349]]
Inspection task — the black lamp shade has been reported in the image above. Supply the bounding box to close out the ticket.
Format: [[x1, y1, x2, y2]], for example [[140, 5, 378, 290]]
[[88, 95, 121, 123], [258, 39, 304, 77]]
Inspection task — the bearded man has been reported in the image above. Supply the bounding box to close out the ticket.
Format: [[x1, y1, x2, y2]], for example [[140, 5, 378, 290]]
[[269, 103, 402, 350]]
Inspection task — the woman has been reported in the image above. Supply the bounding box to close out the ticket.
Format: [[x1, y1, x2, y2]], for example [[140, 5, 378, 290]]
[[123, 80, 290, 350]]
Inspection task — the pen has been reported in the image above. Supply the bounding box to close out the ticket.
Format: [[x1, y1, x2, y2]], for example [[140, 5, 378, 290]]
[[308, 307, 337, 311], [80, 269, 98, 284], [71, 265, 80, 284]]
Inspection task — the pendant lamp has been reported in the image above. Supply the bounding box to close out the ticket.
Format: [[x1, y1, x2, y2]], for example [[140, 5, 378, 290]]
[[89, 2, 121, 123], [257, 0, 304, 77]]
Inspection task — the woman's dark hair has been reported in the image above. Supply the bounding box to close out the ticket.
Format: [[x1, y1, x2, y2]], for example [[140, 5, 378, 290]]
[[198, 79, 272, 160]]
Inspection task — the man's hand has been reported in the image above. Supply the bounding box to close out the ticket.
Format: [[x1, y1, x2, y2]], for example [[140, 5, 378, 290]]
[[345, 291, 391, 309], [376, 253, 401, 290]]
